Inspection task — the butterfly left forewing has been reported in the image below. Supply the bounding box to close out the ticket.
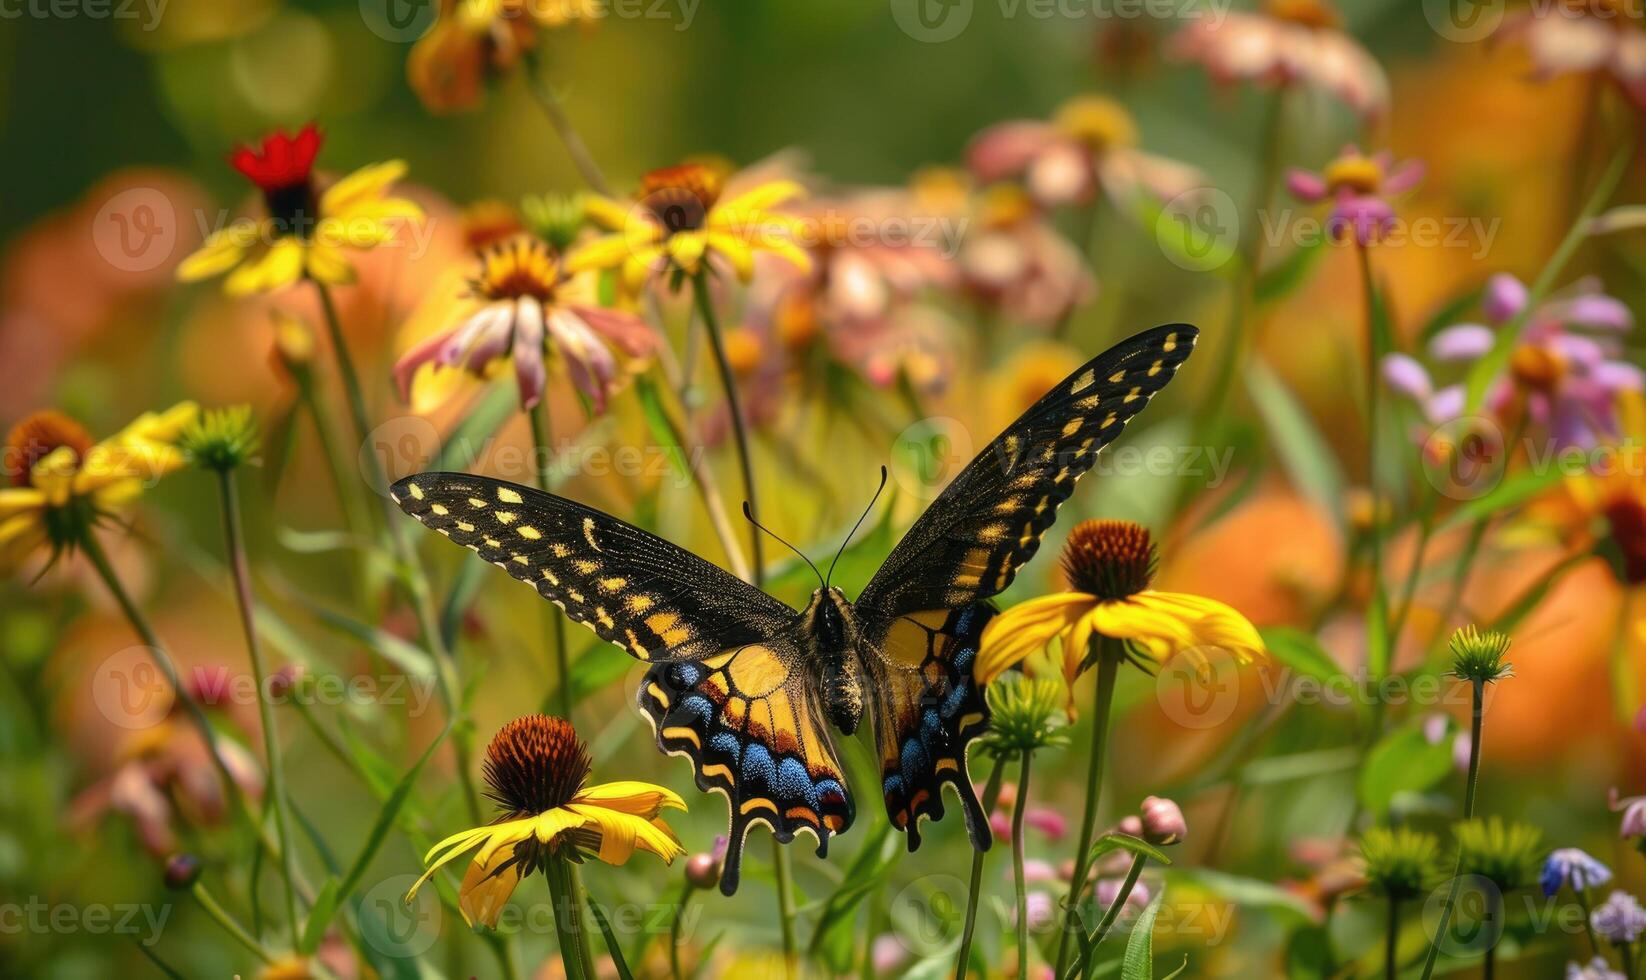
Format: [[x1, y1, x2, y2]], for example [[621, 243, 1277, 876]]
[[638, 637, 854, 895]]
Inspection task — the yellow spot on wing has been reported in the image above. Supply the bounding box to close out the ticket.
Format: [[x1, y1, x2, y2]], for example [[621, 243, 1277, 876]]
[[456, 521, 475, 532], [497, 487, 523, 505], [601, 577, 627, 592], [627, 594, 655, 613], [662, 726, 701, 747], [741, 798, 780, 816], [468, 497, 487, 508], [495, 511, 516, 524], [407, 483, 423, 500], [583, 518, 602, 551], [1070, 368, 1096, 393], [430, 504, 448, 516], [518, 526, 542, 540]]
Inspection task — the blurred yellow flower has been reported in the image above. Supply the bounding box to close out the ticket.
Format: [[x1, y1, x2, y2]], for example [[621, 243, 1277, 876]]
[[406, 715, 685, 928], [1, 403, 197, 571], [176, 124, 423, 296], [570, 162, 811, 290], [977, 519, 1264, 692], [408, 0, 600, 113]]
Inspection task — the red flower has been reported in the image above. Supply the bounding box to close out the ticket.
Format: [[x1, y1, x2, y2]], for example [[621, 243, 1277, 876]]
[[229, 124, 323, 192]]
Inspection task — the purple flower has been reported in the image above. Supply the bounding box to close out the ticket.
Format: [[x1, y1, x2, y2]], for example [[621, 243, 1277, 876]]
[[1483, 273, 1528, 325], [1542, 848, 1613, 897], [1095, 876, 1152, 913], [1592, 890, 1646, 943], [1610, 788, 1646, 839], [1287, 146, 1423, 247]]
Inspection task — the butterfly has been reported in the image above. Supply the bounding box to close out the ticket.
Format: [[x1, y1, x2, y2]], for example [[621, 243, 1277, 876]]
[[390, 323, 1197, 893]]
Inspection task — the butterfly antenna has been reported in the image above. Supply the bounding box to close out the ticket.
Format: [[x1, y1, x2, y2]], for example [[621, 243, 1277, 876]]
[[826, 465, 888, 588], [741, 502, 823, 588]]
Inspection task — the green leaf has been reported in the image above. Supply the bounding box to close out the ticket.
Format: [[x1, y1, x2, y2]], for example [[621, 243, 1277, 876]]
[[1119, 891, 1165, 980], [303, 726, 449, 953], [635, 377, 692, 483], [1259, 628, 1341, 685], [1088, 832, 1173, 867], [1435, 466, 1566, 532], [295, 595, 436, 685], [809, 823, 899, 972], [1169, 868, 1314, 924], [434, 384, 516, 471], [1357, 720, 1455, 818], [1246, 359, 1345, 522], [299, 878, 342, 955], [588, 898, 636, 980]]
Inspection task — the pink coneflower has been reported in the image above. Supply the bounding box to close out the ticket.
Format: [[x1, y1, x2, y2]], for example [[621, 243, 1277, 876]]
[[1496, 0, 1646, 109], [966, 95, 1205, 212], [392, 234, 655, 411], [958, 186, 1094, 326], [1286, 146, 1424, 246], [1168, 0, 1388, 119]]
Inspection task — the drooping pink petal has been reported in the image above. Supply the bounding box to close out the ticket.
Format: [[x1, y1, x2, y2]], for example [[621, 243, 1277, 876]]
[[1285, 167, 1327, 202], [511, 297, 547, 410], [1429, 323, 1494, 362], [965, 120, 1060, 184], [1381, 157, 1426, 195], [1382, 353, 1433, 402], [1482, 273, 1529, 325], [568, 303, 657, 358], [1561, 294, 1634, 332]]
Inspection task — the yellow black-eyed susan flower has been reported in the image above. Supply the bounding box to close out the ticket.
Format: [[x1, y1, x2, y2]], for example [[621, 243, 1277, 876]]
[[176, 124, 422, 296], [976, 519, 1264, 692], [0, 403, 197, 571], [406, 715, 685, 928]]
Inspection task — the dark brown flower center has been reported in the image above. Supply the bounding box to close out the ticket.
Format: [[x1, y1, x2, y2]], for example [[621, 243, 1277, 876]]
[[1061, 519, 1156, 600], [5, 411, 93, 488], [470, 236, 562, 304], [639, 163, 724, 235], [482, 715, 591, 816], [1605, 496, 1646, 585]]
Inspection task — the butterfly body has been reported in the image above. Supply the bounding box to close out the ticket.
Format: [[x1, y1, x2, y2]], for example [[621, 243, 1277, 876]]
[[391, 323, 1199, 894]]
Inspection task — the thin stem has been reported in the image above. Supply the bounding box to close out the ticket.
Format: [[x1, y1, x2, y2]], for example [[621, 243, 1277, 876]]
[[191, 882, 276, 964], [1385, 895, 1400, 980], [1482, 888, 1499, 980], [691, 272, 764, 585], [529, 399, 575, 722], [1070, 853, 1146, 980], [1053, 638, 1122, 976], [313, 279, 483, 824], [80, 533, 243, 805], [215, 470, 301, 944], [521, 50, 612, 196], [1359, 243, 1389, 686], [1012, 751, 1034, 980], [545, 857, 590, 980], [1622, 940, 1636, 979], [670, 881, 695, 980], [772, 839, 798, 980], [1418, 678, 1487, 980], [953, 756, 1008, 979], [1579, 885, 1600, 955]]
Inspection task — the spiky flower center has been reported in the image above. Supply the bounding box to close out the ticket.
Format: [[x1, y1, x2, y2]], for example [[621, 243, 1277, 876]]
[[1448, 625, 1513, 683], [639, 164, 724, 235], [1062, 519, 1156, 600], [1324, 154, 1384, 195], [5, 411, 93, 488], [1265, 0, 1339, 29], [1054, 95, 1139, 151], [471, 236, 563, 304], [482, 715, 591, 817]]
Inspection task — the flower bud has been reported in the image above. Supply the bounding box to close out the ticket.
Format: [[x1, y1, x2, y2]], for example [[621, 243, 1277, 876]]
[[164, 853, 202, 890], [685, 852, 720, 890], [1139, 796, 1186, 846]]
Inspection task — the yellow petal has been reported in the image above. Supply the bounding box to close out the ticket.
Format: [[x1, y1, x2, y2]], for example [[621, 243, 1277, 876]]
[[716, 179, 805, 214], [530, 807, 583, 849], [458, 846, 525, 928], [1131, 591, 1266, 663], [304, 242, 357, 285], [565, 804, 684, 866], [30, 447, 79, 508], [582, 195, 636, 230], [225, 239, 305, 296], [0, 488, 47, 522], [406, 825, 503, 905], [705, 232, 754, 281], [752, 235, 812, 274], [665, 233, 707, 276], [565, 233, 643, 275], [574, 781, 687, 818], [321, 160, 409, 214], [0, 513, 47, 572], [975, 592, 1093, 687], [175, 222, 259, 282]]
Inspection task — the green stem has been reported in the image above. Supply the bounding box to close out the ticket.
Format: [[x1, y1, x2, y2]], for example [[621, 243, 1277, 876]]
[[1418, 678, 1487, 980], [691, 272, 764, 585], [1070, 853, 1146, 980], [1385, 895, 1400, 980], [521, 50, 612, 196], [545, 857, 591, 980], [953, 755, 1008, 980], [79, 533, 243, 808], [529, 399, 574, 722], [1579, 885, 1600, 956], [1359, 243, 1389, 687], [1013, 751, 1034, 980], [191, 882, 276, 964], [215, 469, 301, 944], [1053, 638, 1122, 976], [670, 881, 695, 980], [313, 279, 483, 824], [772, 839, 798, 980]]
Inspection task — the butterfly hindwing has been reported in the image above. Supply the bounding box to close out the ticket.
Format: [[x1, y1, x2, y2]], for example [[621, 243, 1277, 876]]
[[863, 602, 994, 852], [389, 473, 794, 662], [857, 324, 1198, 621], [638, 639, 854, 895]]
